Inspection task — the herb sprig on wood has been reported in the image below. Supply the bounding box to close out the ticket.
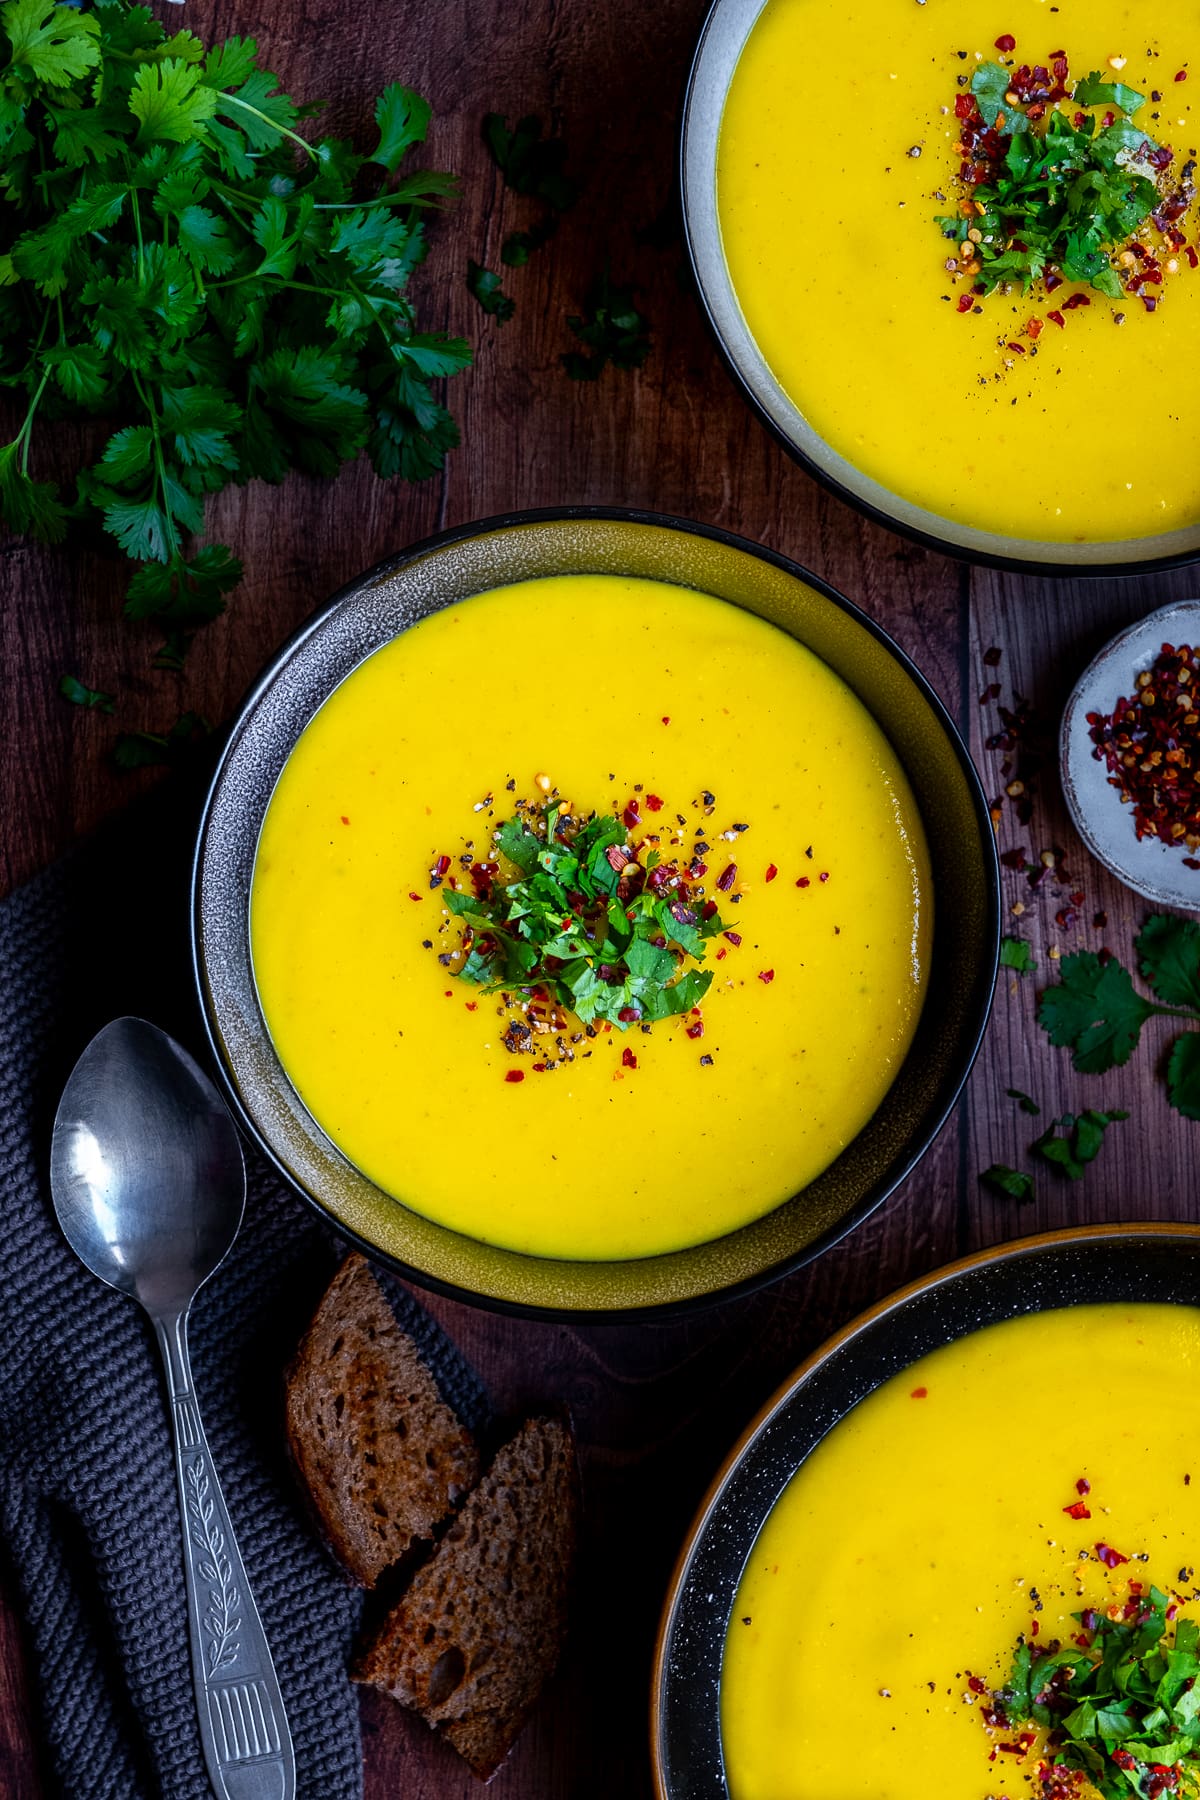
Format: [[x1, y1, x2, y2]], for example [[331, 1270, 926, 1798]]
[[1038, 915, 1200, 1118], [0, 0, 469, 666], [440, 800, 726, 1030]]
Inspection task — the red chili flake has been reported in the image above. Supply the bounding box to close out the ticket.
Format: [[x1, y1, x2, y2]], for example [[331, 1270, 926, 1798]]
[[716, 947, 727, 960], [408, 891, 422, 901], [966, 1673, 985, 1693], [1007, 341, 1026, 354], [621, 1047, 638, 1069], [1176, 68, 1188, 81], [531, 1062, 546, 1073], [645, 793, 664, 812], [465, 1001, 477, 1012], [617, 1006, 641, 1023], [661, 715, 670, 725], [1096, 1542, 1130, 1569], [819, 870, 830, 883], [723, 930, 742, 946], [340, 814, 350, 825], [623, 799, 641, 830], [911, 1386, 928, 1399], [956, 294, 975, 313], [1063, 1501, 1092, 1519], [1047, 309, 1066, 328], [686, 1020, 704, 1040], [1063, 293, 1091, 310], [795, 876, 811, 889], [757, 969, 775, 984], [701, 900, 719, 920], [1087, 642, 1200, 852], [955, 93, 975, 119], [994, 32, 1016, 51], [505, 1070, 525, 1083], [1093, 910, 1108, 929], [606, 844, 631, 873], [1076, 1476, 1091, 1494], [434, 854, 451, 875], [1030, 1619, 1040, 1637], [982, 645, 1003, 667], [1187, 247, 1200, 271], [1026, 318, 1043, 340], [1073, 1632, 1091, 1649], [716, 862, 738, 891], [765, 863, 778, 882]]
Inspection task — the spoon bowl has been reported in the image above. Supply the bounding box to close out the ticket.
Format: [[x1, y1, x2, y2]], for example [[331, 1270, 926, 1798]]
[[50, 1017, 295, 1800], [51, 1016, 246, 1314]]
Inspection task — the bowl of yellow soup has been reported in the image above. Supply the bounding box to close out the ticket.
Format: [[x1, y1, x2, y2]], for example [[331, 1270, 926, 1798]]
[[683, 0, 1200, 571], [653, 1225, 1200, 1797], [193, 509, 997, 1315]]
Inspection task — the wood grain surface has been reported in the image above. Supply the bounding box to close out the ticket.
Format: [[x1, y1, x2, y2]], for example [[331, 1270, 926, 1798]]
[[2, 2, 1198, 1795]]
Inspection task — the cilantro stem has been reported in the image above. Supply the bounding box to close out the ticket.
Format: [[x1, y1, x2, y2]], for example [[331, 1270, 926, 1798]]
[[15, 366, 51, 476], [219, 93, 317, 161], [131, 369, 181, 564], [130, 188, 145, 281]]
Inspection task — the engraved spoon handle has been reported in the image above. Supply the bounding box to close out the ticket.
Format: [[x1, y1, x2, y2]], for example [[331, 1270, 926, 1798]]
[[154, 1310, 296, 1800]]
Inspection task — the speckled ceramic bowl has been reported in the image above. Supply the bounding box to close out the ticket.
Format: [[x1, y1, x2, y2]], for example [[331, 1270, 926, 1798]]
[[652, 1225, 1200, 1797], [192, 508, 999, 1318], [1061, 600, 1200, 912], [681, 1, 1200, 576]]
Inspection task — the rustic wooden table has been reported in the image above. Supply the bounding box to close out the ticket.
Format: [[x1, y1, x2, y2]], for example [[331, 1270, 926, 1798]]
[[2, 0, 1198, 1793]]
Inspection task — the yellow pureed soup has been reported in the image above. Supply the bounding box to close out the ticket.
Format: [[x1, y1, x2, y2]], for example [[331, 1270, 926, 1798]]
[[717, 0, 1200, 543], [251, 574, 930, 1261], [722, 1304, 1200, 1799]]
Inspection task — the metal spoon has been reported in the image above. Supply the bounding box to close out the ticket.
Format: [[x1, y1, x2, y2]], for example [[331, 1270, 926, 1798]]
[[50, 1017, 296, 1800]]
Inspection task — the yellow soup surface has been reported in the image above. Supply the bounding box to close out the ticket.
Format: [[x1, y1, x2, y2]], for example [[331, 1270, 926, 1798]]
[[251, 574, 930, 1261], [718, 0, 1200, 543], [722, 1302, 1200, 1799]]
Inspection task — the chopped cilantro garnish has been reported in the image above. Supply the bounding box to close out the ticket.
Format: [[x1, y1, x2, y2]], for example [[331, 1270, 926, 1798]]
[[1038, 917, 1200, 1117], [989, 1582, 1200, 1798], [439, 799, 726, 1032], [562, 270, 651, 379], [466, 260, 515, 323], [937, 51, 1191, 302], [1001, 935, 1037, 973], [980, 1163, 1036, 1203], [1033, 1108, 1128, 1179]]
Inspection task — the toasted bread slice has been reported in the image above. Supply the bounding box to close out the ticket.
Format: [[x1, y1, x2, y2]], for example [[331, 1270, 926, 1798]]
[[353, 1414, 579, 1781], [285, 1252, 479, 1588]]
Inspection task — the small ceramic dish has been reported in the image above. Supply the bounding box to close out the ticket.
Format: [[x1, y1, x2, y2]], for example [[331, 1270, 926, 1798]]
[[651, 1224, 1200, 1798], [192, 508, 998, 1319], [680, 1, 1200, 576], [1061, 600, 1200, 913]]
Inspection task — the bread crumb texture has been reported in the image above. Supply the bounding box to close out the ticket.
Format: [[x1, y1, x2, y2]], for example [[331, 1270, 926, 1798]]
[[284, 1252, 479, 1588]]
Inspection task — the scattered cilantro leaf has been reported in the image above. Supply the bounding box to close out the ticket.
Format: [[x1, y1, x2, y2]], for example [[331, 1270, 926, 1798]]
[[1073, 70, 1146, 115], [59, 674, 114, 714], [113, 710, 209, 769], [481, 112, 579, 211], [467, 259, 515, 323], [1168, 1033, 1200, 1121], [1006, 1087, 1041, 1116], [1137, 914, 1200, 1013], [0, 0, 467, 695], [563, 271, 651, 379], [501, 217, 558, 267], [1033, 1108, 1128, 1180], [980, 1164, 1035, 1203], [1037, 952, 1155, 1073], [1000, 935, 1037, 973]]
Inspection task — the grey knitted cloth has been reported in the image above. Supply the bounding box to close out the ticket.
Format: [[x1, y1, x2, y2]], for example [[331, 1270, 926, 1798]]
[[0, 784, 488, 1799]]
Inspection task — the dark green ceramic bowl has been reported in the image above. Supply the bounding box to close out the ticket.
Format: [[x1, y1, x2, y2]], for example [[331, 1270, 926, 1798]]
[[192, 508, 999, 1318], [652, 1226, 1200, 1795]]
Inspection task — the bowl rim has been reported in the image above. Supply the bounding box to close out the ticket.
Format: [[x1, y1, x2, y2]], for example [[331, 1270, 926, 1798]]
[[191, 503, 1000, 1321], [649, 1220, 1200, 1796], [679, 0, 1200, 581]]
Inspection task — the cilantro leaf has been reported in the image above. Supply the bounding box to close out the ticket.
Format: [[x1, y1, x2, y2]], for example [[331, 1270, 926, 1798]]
[[59, 674, 114, 714], [1038, 952, 1155, 1073], [371, 83, 430, 173], [563, 272, 651, 379], [1073, 70, 1146, 115], [1167, 1033, 1200, 1121], [1034, 1109, 1128, 1180], [0, 441, 66, 542], [1136, 914, 1200, 1013], [1000, 935, 1037, 973], [3, 0, 100, 89], [981, 1164, 1035, 1203], [129, 58, 219, 144], [467, 260, 515, 323], [481, 112, 578, 211], [1006, 1087, 1041, 1116]]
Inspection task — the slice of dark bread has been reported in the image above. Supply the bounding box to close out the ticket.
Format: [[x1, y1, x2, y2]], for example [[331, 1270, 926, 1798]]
[[285, 1252, 479, 1588], [353, 1414, 579, 1781]]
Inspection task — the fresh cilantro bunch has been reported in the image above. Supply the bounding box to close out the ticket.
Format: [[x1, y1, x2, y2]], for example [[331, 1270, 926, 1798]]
[[0, 0, 469, 664], [1038, 916, 1200, 1118], [442, 806, 723, 1029], [939, 63, 1175, 298], [996, 1584, 1200, 1798]]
